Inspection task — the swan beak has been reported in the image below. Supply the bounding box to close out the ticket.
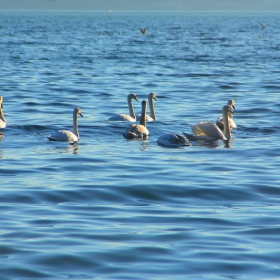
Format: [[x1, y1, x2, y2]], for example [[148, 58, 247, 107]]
[[154, 97, 157, 101], [0, 103, 2, 108], [232, 104, 235, 109], [79, 113, 84, 117], [135, 97, 139, 102]]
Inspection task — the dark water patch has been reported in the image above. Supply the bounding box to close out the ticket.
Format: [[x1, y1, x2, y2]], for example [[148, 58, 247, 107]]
[[0, 267, 50, 279]]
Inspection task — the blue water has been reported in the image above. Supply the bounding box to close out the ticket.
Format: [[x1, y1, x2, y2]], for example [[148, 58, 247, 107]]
[[1, 10, 280, 279]]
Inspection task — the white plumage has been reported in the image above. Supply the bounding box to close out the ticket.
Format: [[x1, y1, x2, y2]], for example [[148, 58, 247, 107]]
[[47, 107, 83, 143], [216, 99, 237, 130], [183, 105, 234, 142], [108, 93, 138, 122]]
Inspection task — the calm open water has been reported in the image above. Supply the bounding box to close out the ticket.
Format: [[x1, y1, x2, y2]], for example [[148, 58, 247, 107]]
[[0, 10, 280, 280]]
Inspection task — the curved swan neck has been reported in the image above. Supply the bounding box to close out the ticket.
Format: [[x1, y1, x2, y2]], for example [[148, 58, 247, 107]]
[[0, 107, 5, 123], [73, 109, 79, 139], [222, 106, 231, 141], [149, 93, 156, 120], [140, 101, 147, 127], [128, 95, 136, 119], [0, 97, 5, 123]]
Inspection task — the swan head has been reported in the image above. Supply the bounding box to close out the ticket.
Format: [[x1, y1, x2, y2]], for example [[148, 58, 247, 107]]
[[149, 92, 157, 101], [142, 100, 147, 107], [222, 105, 234, 116], [128, 93, 139, 102], [75, 107, 83, 117], [227, 99, 235, 110]]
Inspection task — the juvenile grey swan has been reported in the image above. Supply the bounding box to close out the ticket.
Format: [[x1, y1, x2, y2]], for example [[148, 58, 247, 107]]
[[157, 133, 191, 148], [47, 107, 83, 143], [108, 93, 139, 122], [123, 100, 149, 139]]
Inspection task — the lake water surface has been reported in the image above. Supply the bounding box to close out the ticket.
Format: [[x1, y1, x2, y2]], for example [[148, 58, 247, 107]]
[[0, 11, 280, 280]]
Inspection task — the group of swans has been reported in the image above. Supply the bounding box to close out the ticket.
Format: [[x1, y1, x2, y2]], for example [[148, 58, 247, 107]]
[[0, 93, 236, 147], [159, 99, 236, 147], [46, 92, 156, 144], [108, 92, 157, 122]]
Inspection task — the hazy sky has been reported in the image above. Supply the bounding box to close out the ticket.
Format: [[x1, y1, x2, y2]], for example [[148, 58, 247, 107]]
[[1, 0, 280, 11]]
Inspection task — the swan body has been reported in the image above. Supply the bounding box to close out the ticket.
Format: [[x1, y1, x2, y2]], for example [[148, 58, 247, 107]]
[[123, 100, 149, 139], [47, 107, 83, 143], [0, 96, 6, 129], [216, 99, 237, 130], [183, 105, 234, 142], [157, 133, 191, 147], [136, 92, 157, 121], [108, 93, 138, 122]]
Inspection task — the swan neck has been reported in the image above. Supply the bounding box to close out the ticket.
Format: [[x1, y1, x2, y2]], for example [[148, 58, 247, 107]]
[[73, 110, 79, 139], [0, 108, 5, 123], [128, 96, 136, 119], [223, 109, 231, 141], [149, 95, 156, 120], [140, 103, 147, 127]]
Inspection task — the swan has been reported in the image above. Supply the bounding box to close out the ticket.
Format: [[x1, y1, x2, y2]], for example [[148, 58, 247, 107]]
[[0, 96, 6, 129], [183, 105, 234, 141], [136, 92, 157, 121], [47, 107, 83, 143], [108, 93, 139, 122], [216, 99, 236, 130], [123, 100, 149, 139], [157, 133, 191, 148]]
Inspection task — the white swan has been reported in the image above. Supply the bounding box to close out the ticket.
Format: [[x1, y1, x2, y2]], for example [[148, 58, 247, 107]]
[[183, 105, 234, 141], [123, 100, 149, 139], [47, 107, 83, 143], [0, 96, 6, 129], [216, 99, 236, 130], [157, 133, 190, 148], [108, 93, 138, 122], [136, 92, 157, 121]]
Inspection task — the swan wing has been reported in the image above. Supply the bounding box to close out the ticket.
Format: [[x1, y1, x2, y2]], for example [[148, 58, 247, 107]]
[[108, 114, 136, 122], [192, 121, 225, 140], [0, 120, 6, 129], [47, 130, 79, 142], [136, 114, 154, 122], [158, 133, 191, 147]]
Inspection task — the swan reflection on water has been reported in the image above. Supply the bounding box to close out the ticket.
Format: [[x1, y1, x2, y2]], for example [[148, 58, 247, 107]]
[[50, 143, 79, 155]]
